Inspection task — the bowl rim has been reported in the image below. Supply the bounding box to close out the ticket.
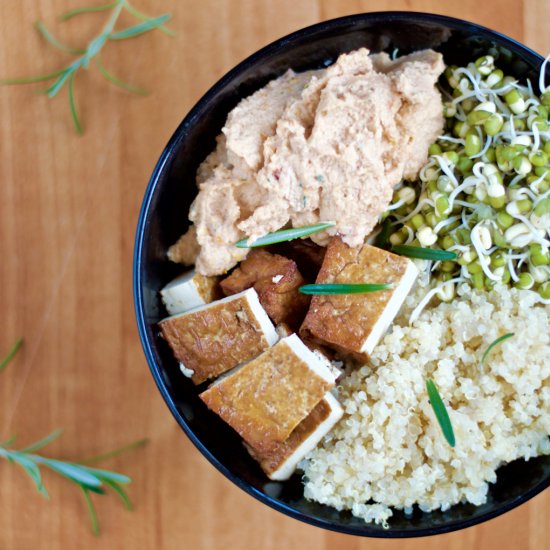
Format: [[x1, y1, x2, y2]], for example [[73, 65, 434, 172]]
[[134, 10, 550, 538]]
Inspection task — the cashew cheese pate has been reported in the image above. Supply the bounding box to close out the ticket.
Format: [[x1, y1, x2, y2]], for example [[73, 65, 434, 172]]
[[169, 47, 445, 276]]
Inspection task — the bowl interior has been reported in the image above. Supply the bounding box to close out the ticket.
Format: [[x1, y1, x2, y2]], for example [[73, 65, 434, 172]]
[[134, 12, 550, 537]]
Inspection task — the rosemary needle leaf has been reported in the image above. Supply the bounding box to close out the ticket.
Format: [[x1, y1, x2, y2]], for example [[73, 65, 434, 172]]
[[392, 245, 458, 261], [59, 2, 117, 21], [104, 479, 133, 510], [79, 437, 148, 465], [109, 14, 172, 40], [426, 379, 456, 448], [0, 436, 17, 447], [68, 73, 83, 134], [299, 283, 393, 295], [34, 21, 86, 55], [236, 222, 335, 248], [481, 332, 515, 366], [0, 338, 23, 371], [81, 466, 131, 485], [12, 453, 48, 496], [81, 487, 101, 536], [0, 69, 67, 86], [20, 429, 64, 454], [41, 459, 103, 487], [95, 57, 148, 96], [124, 3, 175, 36]]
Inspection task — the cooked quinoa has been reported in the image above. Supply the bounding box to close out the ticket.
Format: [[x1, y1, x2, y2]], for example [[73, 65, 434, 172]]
[[302, 283, 550, 526]]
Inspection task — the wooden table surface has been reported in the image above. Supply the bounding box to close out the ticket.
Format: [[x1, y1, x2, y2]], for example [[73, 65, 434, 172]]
[[0, 1, 548, 549]]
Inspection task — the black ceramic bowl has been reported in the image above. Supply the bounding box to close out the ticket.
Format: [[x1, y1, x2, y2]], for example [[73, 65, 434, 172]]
[[134, 12, 550, 537]]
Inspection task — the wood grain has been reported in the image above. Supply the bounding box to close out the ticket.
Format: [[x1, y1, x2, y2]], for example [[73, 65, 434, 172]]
[[0, 1, 548, 548]]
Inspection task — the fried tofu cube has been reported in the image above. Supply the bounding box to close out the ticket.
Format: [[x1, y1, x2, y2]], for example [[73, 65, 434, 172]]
[[199, 334, 335, 451], [220, 249, 310, 329], [301, 238, 418, 359], [268, 238, 326, 280], [159, 288, 278, 385], [160, 269, 222, 315], [244, 392, 343, 480]]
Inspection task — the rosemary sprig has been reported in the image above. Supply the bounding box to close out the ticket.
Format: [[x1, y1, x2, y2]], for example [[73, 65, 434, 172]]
[[481, 332, 515, 366], [0, 431, 147, 535], [0, 338, 23, 371], [426, 379, 456, 448], [236, 222, 335, 248], [299, 283, 393, 295], [1, 0, 174, 134], [0, 339, 147, 534], [392, 245, 458, 261]]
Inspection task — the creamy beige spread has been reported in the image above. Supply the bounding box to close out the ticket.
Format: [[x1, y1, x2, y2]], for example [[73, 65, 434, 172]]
[[171, 48, 445, 275]]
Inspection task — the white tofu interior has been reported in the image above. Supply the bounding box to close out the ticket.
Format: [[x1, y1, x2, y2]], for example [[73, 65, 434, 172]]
[[269, 392, 343, 481], [283, 334, 335, 384], [160, 270, 206, 315], [179, 363, 195, 378], [312, 350, 343, 380], [245, 288, 279, 346], [361, 259, 419, 355]]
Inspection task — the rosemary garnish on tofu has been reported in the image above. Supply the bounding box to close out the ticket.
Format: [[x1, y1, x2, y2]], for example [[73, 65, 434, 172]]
[[299, 283, 393, 295], [426, 379, 456, 448], [236, 222, 335, 248], [0, 1, 174, 134]]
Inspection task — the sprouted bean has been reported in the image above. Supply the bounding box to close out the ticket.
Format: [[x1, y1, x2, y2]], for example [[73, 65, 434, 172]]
[[384, 54, 550, 311]]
